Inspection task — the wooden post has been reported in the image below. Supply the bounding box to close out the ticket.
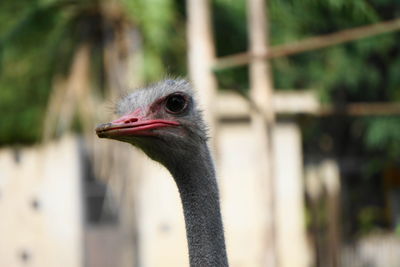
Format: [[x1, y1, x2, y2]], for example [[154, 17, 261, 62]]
[[186, 0, 218, 147], [213, 17, 400, 70], [273, 120, 310, 267], [247, 0, 277, 266], [321, 160, 341, 267]]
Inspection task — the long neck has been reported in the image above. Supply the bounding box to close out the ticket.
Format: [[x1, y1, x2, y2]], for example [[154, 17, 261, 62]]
[[167, 144, 229, 267]]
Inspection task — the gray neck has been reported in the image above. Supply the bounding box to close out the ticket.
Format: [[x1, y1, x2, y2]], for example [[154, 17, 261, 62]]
[[167, 144, 229, 267]]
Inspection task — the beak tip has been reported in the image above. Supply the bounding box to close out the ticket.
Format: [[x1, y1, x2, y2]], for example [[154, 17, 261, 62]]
[[95, 123, 110, 131], [97, 133, 106, 138], [95, 123, 112, 138]]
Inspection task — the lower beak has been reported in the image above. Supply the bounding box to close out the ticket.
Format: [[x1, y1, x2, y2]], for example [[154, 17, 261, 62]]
[[95, 118, 179, 138]]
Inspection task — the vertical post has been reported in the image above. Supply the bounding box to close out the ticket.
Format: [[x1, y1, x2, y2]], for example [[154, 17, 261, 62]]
[[322, 160, 341, 267], [186, 0, 218, 147], [273, 120, 310, 267], [247, 0, 277, 266], [305, 163, 324, 267], [248, 0, 274, 123]]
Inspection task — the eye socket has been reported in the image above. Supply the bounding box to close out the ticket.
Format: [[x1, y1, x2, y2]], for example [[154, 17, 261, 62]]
[[165, 93, 188, 114]]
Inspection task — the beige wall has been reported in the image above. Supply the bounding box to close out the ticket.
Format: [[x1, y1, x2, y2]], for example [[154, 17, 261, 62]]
[[0, 136, 83, 267], [0, 122, 311, 267], [136, 120, 310, 267]]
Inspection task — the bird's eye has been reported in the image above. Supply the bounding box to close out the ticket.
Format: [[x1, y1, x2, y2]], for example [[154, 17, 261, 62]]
[[165, 94, 187, 114]]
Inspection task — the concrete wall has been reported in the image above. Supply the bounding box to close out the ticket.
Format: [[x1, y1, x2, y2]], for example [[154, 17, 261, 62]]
[[0, 122, 310, 267], [0, 136, 83, 267], [136, 120, 310, 267]]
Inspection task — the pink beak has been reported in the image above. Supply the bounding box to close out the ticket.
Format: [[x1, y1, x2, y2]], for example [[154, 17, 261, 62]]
[[95, 111, 179, 138]]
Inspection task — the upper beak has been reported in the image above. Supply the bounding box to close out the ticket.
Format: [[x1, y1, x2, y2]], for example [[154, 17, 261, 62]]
[[95, 112, 179, 139]]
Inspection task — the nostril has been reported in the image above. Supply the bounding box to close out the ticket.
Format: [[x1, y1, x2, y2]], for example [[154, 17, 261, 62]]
[[124, 118, 138, 123]]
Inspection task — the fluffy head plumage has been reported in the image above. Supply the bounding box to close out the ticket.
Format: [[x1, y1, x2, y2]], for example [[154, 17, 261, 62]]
[[103, 79, 208, 169]]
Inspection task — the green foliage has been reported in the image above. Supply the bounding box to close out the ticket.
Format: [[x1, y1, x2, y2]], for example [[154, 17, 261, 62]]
[[120, 0, 186, 81], [396, 223, 400, 236], [269, 0, 395, 101], [213, 0, 400, 159], [0, 1, 74, 145], [364, 117, 400, 159], [0, 0, 185, 145], [0, 0, 399, 159], [357, 206, 382, 235]]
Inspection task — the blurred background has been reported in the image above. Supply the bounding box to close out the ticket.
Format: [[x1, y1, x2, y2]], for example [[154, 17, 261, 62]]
[[1, 0, 400, 266]]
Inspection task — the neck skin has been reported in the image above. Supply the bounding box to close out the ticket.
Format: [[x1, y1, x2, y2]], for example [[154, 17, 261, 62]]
[[166, 144, 229, 267]]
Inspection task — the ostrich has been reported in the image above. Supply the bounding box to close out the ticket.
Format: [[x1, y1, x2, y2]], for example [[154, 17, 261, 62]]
[[95, 79, 229, 266]]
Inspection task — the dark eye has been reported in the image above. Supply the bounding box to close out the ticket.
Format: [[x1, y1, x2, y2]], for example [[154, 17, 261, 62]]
[[165, 94, 187, 113]]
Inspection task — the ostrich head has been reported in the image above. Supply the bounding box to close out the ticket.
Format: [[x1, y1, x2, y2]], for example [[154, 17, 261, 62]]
[[96, 79, 228, 266], [95, 79, 208, 169]]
